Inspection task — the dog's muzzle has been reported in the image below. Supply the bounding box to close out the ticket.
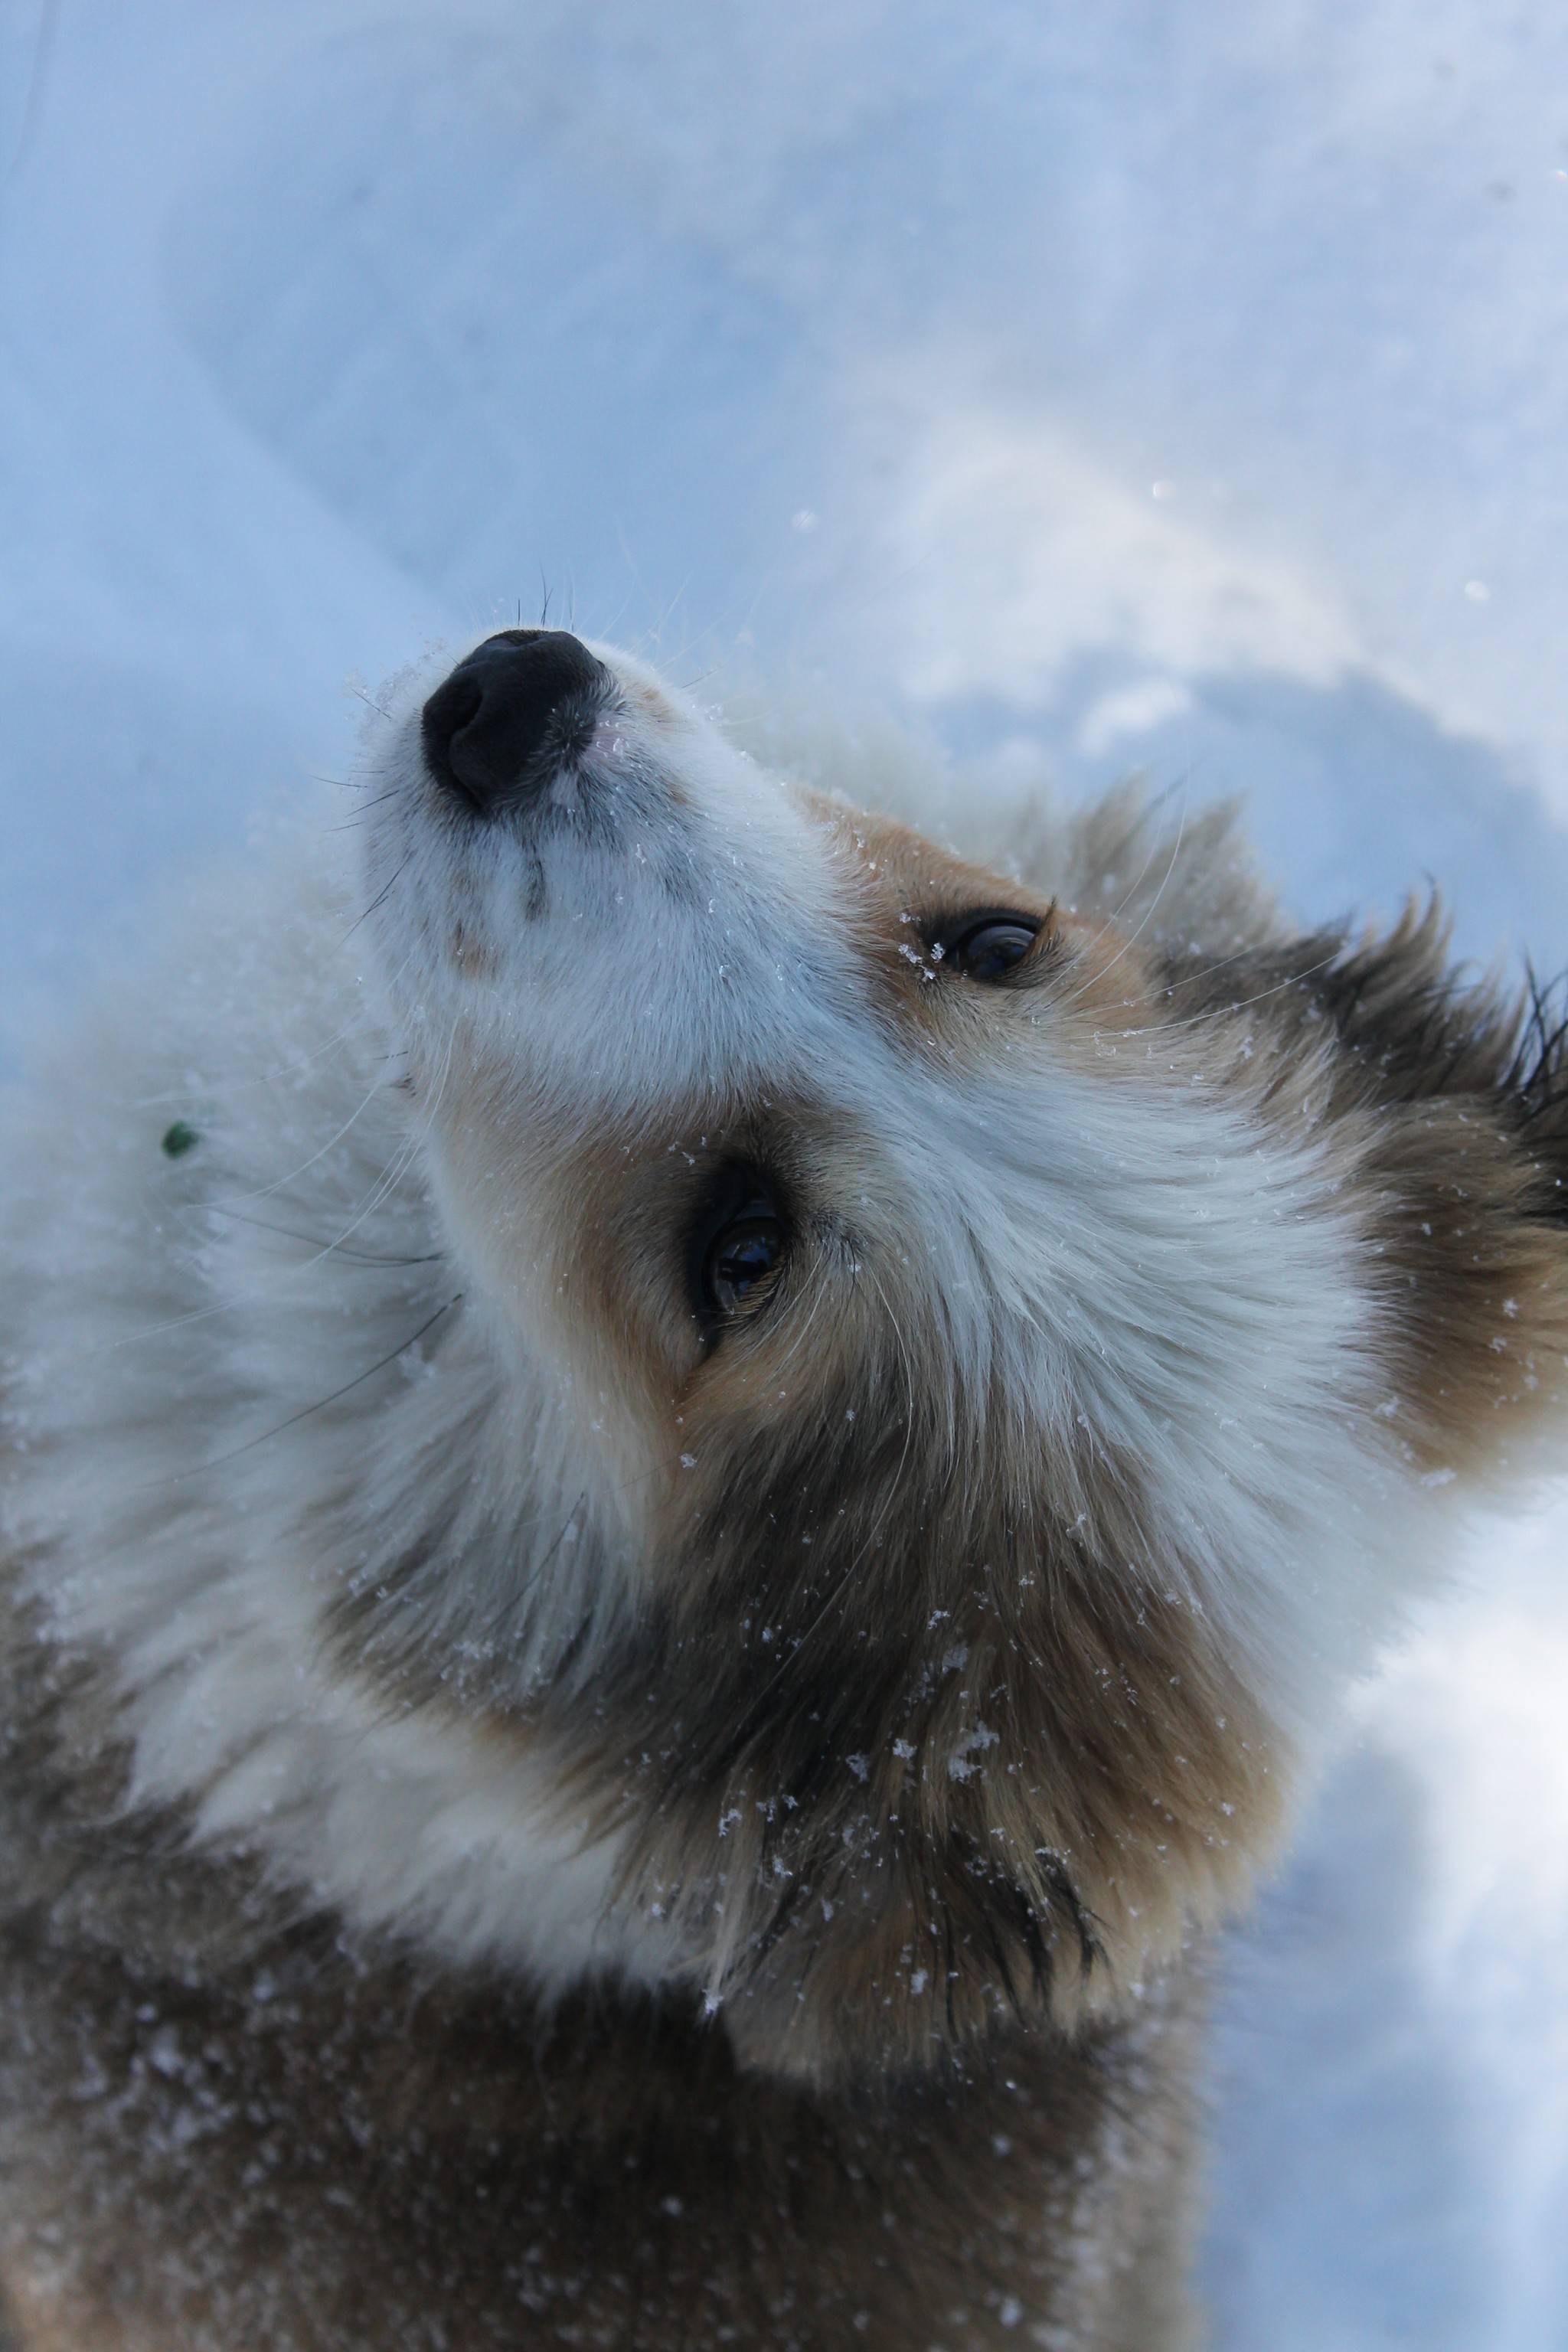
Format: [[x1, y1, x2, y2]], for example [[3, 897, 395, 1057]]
[[420, 630, 610, 818]]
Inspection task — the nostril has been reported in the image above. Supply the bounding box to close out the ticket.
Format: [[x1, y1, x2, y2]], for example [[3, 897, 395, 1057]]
[[420, 629, 609, 815]]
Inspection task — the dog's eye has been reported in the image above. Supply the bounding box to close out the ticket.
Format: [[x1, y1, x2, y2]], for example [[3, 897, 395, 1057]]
[[691, 1163, 791, 1333], [704, 1203, 786, 1320], [945, 915, 1040, 981]]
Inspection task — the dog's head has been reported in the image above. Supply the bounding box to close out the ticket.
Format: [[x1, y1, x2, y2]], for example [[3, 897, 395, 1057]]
[[335, 630, 1568, 2078]]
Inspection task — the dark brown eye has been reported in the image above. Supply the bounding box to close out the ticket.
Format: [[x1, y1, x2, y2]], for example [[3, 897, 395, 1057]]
[[693, 1168, 789, 1327], [945, 916, 1040, 981], [704, 1210, 785, 1318]]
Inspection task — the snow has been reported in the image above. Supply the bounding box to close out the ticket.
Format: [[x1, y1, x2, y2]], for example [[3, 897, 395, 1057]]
[[1207, 1516, 1568, 2350], [2, 2, 1566, 2340]]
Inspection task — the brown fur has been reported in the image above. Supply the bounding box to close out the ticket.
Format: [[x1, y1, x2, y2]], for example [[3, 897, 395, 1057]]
[[0, 1596, 1202, 2350]]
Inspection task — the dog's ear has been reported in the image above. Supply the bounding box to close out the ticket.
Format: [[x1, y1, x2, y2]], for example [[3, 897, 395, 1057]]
[[1161, 901, 1568, 1491]]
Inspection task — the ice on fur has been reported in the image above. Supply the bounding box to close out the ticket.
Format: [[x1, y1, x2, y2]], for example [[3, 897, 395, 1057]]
[[2, 632, 1566, 2348]]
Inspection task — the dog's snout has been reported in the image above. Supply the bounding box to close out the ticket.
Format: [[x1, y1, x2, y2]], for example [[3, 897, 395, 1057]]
[[421, 630, 609, 815]]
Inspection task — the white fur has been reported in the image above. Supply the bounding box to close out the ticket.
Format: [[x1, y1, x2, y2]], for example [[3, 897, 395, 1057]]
[[0, 844, 663, 1987]]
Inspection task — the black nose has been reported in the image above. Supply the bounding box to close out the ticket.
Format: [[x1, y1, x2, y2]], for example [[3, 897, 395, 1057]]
[[420, 630, 609, 815]]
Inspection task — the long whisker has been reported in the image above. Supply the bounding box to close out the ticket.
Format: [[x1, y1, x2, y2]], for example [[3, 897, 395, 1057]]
[[1054, 782, 1191, 1013], [342, 851, 413, 944], [1061, 780, 1182, 959], [198, 1206, 444, 1269], [161, 1294, 465, 1484], [213, 1064, 401, 1213], [321, 1020, 459, 1253], [1112, 946, 1345, 1038]]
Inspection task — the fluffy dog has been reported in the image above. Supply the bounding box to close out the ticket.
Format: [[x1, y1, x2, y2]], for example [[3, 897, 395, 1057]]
[[2, 629, 1565, 2350]]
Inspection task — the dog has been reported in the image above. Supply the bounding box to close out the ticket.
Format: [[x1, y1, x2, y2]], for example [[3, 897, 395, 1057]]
[[2, 627, 1565, 2350]]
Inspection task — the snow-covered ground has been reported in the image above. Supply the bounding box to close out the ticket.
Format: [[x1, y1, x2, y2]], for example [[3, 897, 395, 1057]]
[[2, 4, 1566, 2341]]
